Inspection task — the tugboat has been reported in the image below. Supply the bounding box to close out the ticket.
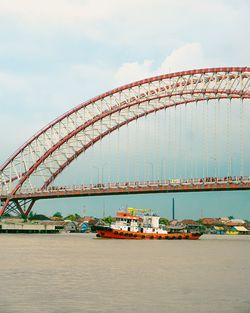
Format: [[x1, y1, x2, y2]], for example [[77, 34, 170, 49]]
[[95, 208, 202, 240]]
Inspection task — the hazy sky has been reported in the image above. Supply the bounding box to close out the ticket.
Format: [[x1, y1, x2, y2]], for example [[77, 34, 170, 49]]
[[0, 0, 250, 219]]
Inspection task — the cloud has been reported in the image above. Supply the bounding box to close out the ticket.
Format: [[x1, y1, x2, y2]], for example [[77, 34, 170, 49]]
[[0, 0, 114, 40], [158, 43, 206, 73], [0, 61, 116, 162], [0, 0, 249, 70], [0, 0, 111, 24], [0, 71, 27, 91], [114, 43, 213, 85], [1, 0, 248, 47], [0, 0, 249, 165], [114, 60, 153, 86]]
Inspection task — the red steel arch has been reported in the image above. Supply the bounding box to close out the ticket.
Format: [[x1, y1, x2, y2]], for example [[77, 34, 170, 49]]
[[0, 67, 250, 216]]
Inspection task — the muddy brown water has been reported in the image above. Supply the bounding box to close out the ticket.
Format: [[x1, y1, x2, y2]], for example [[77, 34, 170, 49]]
[[0, 234, 249, 313]]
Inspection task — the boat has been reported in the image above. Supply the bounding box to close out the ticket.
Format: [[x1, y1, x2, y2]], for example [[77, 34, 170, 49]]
[[95, 208, 202, 240]]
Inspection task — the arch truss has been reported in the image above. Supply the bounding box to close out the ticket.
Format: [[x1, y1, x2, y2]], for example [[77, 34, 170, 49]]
[[0, 67, 250, 216]]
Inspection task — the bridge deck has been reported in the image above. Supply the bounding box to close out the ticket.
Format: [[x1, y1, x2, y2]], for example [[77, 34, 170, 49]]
[[1, 177, 250, 201]]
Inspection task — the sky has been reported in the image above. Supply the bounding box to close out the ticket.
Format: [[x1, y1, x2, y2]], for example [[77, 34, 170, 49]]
[[0, 0, 250, 219]]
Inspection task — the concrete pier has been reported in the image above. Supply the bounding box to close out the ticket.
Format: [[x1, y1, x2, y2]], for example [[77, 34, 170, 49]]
[[0, 223, 60, 233]]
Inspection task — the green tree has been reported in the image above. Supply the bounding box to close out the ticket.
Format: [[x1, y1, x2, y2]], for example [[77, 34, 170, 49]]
[[2, 212, 12, 218], [29, 213, 50, 220], [196, 219, 203, 225], [74, 213, 81, 220], [53, 211, 63, 218], [159, 218, 170, 225], [102, 216, 115, 225], [65, 213, 81, 221]]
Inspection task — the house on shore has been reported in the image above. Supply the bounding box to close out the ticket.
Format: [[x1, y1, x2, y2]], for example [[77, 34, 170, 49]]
[[226, 226, 250, 235]]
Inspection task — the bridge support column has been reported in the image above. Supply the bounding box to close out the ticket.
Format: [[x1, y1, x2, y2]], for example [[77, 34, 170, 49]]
[[0, 199, 36, 218], [24, 199, 36, 217]]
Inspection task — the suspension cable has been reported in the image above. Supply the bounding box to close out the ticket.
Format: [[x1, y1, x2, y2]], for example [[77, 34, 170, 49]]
[[126, 122, 129, 183], [226, 99, 231, 177], [228, 99, 231, 176], [145, 113, 149, 181], [217, 98, 221, 178], [135, 117, 139, 182], [174, 105, 177, 179], [213, 100, 218, 177], [240, 98, 244, 176], [152, 111, 158, 180], [195, 101, 198, 179], [163, 105, 167, 181], [202, 101, 205, 178], [206, 100, 209, 177], [156, 111, 160, 181], [178, 104, 182, 179], [143, 115, 146, 182], [190, 102, 194, 179], [108, 124, 111, 184], [116, 118, 120, 184], [168, 106, 171, 179], [184, 103, 187, 178]]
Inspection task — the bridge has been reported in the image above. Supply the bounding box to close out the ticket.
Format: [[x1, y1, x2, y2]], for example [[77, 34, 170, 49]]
[[0, 67, 250, 217]]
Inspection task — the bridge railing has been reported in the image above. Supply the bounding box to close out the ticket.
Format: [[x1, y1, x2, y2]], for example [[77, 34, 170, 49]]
[[1, 176, 250, 197]]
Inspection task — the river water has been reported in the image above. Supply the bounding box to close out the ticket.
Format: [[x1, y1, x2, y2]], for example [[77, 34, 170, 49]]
[[0, 234, 249, 313]]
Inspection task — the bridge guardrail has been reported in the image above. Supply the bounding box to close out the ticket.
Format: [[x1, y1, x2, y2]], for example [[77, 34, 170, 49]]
[[1, 175, 250, 198]]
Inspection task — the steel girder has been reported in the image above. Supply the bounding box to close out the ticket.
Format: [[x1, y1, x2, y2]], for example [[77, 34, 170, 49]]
[[0, 67, 250, 216]]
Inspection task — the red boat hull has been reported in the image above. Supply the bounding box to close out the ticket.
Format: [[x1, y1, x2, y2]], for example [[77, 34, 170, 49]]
[[96, 227, 202, 240]]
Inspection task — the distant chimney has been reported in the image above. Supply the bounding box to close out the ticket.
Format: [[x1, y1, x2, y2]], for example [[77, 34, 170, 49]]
[[172, 198, 175, 220]]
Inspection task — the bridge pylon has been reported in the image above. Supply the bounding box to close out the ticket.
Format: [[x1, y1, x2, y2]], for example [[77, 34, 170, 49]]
[[0, 198, 36, 219]]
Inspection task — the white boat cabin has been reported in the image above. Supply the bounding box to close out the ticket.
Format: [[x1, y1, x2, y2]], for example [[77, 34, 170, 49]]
[[111, 211, 168, 234]]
